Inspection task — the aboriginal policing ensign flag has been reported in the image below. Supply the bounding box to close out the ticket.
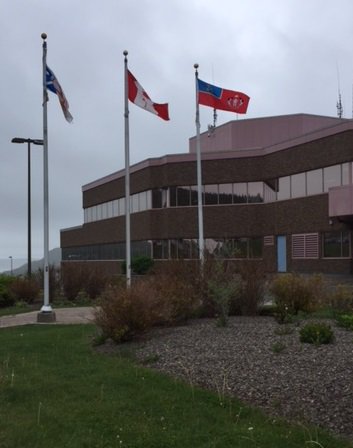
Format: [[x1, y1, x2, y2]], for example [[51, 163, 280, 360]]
[[197, 78, 249, 114]]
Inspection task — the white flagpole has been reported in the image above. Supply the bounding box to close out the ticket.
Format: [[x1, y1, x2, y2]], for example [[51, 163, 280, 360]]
[[194, 64, 204, 262], [38, 33, 55, 321], [124, 51, 132, 287]]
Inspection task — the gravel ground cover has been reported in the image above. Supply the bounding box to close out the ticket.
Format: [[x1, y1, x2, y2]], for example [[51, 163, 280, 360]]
[[127, 316, 353, 441]]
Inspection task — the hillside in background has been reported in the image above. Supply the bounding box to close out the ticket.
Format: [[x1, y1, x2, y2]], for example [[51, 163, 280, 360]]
[[2, 248, 61, 276]]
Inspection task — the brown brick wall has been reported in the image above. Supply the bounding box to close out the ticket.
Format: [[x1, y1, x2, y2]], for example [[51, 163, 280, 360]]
[[62, 195, 350, 246], [82, 130, 353, 207]]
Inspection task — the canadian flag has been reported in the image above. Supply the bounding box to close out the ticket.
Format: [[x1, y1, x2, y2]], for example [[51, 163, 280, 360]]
[[127, 70, 169, 121]]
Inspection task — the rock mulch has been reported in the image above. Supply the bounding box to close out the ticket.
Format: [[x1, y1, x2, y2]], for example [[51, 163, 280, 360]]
[[127, 316, 353, 441]]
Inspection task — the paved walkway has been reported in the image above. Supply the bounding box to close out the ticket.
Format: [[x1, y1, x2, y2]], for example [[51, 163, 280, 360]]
[[0, 307, 95, 329]]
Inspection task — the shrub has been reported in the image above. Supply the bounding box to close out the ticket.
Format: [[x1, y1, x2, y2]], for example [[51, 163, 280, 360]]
[[236, 261, 266, 315], [61, 264, 85, 300], [94, 280, 162, 343], [330, 284, 353, 313], [299, 321, 334, 345], [151, 260, 201, 324], [121, 256, 154, 275], [335, 313, 353, 331], [274, 324, 294, 336], [84, 267, 108, 300], [0, 275, 15, 308], [9, 277, 40, 304], [271, 341, 286, 353], [269, 273, 325, 323]]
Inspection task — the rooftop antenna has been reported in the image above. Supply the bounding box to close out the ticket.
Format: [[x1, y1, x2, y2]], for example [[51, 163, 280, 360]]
[[336, 63, 343, 118], [337, 92, 343, 118], [208, 65, 217, 137], [207, 108, 217, 137]]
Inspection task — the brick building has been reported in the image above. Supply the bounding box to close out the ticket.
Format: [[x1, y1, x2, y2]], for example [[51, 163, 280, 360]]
[[60, 113, 353, 275]]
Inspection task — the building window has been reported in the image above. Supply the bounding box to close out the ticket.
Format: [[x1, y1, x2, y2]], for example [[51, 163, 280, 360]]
[[232, 183, 247, 204], [306, 169, 323, 196], [152, 188, 167, 208], [323, 231, 350, 258], [324, 165, 341, 192], [177, 186, 191, 206], [180, 239, 198, 259], [138, 191, 147, 212], [249, 237, 263, 258], [131, 194, 139, 213], [219, 183, 234, 204], [204, 237, 262, 259], [119, 198, 125, 216], [106, 201, 113, 218], [152, 240, 169, 259], [169, 239, 179, 259], [292, 233, 319, 259], [277, 176, 290, 200], [190, 186, 199, 206], [291, 172, 306, 198], [342, 162, 351, 185], [112, 200, 119, 217], [264, 181, 277, 202], [169, 186, 177, 207], [233, 238, 248, 258], [248, 182, 264, 203], [204, 184, 218, 205]]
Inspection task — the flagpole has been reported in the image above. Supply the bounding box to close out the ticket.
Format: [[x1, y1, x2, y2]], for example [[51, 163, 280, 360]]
[[194, 64, 204, 263], [124, 51, 132, 287], [38, 33, 55, 321]]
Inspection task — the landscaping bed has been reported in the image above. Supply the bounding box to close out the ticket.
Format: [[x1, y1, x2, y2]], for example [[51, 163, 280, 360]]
[[116, 316, 353, 441]]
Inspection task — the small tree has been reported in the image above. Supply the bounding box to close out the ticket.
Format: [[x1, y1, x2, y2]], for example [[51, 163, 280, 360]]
[[207, 260, 240, 326]]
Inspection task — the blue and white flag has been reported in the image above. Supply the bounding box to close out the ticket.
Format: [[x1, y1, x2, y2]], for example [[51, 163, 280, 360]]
[[46, 65, 73, 123]]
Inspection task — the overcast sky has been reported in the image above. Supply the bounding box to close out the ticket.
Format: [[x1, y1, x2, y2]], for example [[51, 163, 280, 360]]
[[1, 0, 353, 271]]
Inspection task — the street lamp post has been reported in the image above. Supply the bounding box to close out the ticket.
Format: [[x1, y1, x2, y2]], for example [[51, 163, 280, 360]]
[[11, 138, 44, 277]]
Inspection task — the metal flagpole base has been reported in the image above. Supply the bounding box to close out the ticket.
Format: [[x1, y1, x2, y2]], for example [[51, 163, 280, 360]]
[[37, 305, 56, 323]]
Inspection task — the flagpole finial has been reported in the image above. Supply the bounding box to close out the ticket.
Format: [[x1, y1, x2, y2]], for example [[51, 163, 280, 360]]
[[194, 63, 199, 70], [123, 50, 128, 56], [41, 33, 47, 40]]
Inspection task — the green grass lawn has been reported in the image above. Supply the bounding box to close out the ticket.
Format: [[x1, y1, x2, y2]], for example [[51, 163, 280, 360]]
[[0, 304, 38, 317], [0, 324, 352, 448]]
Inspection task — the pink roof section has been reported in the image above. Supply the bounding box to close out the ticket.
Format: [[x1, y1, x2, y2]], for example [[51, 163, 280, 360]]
[[83, 113, 353, 191], [189, 113, 346, 153]]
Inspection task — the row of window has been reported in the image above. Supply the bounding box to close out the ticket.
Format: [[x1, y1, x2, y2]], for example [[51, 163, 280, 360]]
[[278, 163, 350, 200], [84, 162, 352, 224], [292, 231, 350, 258], [62, 237, 263, 261], [62, 231, 351, 261]]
